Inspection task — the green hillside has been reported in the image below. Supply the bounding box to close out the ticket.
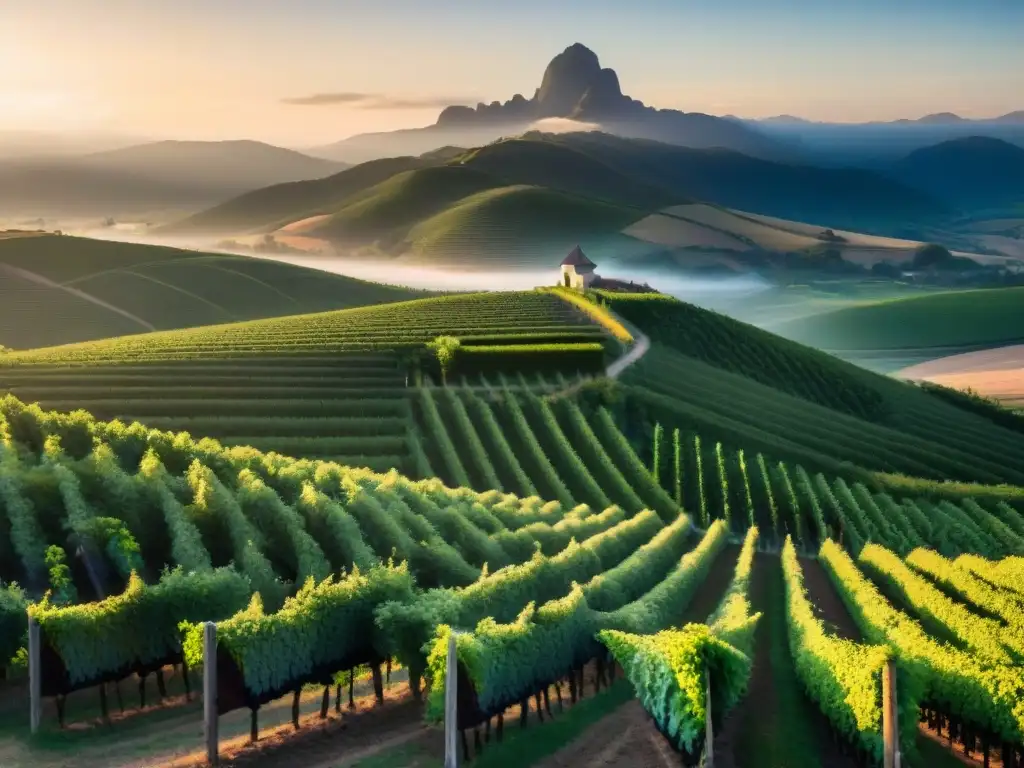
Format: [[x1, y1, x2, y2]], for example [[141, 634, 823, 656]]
[[454, 136, 677, 210], [304, 165, 500, 244], [161, 155, 428, 236], [771, 286, 1024, 367], [536, 131, 948, 229], [402, 185, 644, 267], [3, 285, 1024, 768], [600, 291, 1024, 487], [0, 234, 431, 349], [163, 132, 945, 268], [0, 292, 605, 470]]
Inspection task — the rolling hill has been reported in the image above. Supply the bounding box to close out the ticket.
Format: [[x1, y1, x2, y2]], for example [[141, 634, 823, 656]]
[[395, 185, 643, 267], [890, 136, 1024, 211], [535, 132, 947, 229], [769, 286, 1024, 370], [161, 155, 430, 236], [898, 345, 1024, 410], [302, 164, 502, 245], [164, 132, 950, 270], [5, 286, 1024, 490], [0, 140, 346, 218], [3, 285, 1024, 768], [0, 234, 432, 349]]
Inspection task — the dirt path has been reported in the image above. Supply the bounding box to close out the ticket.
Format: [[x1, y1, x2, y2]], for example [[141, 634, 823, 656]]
[[793, 557, 1007, 768], [681, 544, 741, 625], [0, 668, 417, 768], [163, 691, 428, 768], [552, 306, 650, 399], [531, 699, 677, 768], [713, 553, 858, 768], [511, 545, 738, 768], [800, 556, 862, 641], [606, 330, 650, 380]]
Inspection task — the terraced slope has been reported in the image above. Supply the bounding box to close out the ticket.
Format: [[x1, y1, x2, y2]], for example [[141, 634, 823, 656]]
[[0, 291, 594, 364], [2, 388, 1023, 767], [602, 292, 1024, 486], [0, 234, 431, 349], [0, 399, 705, 730], [0, 293, 604, 472]]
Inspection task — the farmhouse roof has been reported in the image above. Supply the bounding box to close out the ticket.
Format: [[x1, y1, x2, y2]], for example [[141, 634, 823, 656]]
[[561, 245, 596, 268]]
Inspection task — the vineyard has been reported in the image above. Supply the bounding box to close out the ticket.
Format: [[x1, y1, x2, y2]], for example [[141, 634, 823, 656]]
[[0, 292, 607, 473], [1, 287, 1023, 768], [0, 235, 434, 350], [604, 290, 1024, 486]]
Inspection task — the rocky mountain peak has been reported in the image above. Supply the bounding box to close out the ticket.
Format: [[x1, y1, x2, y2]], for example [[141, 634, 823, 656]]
[[436, 43, 633, 126], [535, 43, 628, 118]]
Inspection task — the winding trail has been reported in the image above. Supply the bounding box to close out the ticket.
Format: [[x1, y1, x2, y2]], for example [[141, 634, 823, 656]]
[[606, 329, 650, 380], [551, 304, 651, 399]]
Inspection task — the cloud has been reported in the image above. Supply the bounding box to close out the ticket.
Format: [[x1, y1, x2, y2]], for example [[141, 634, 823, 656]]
[[280, 92, 370, 106], [528, 117, 601, 134], [281, 92, 475, 109]]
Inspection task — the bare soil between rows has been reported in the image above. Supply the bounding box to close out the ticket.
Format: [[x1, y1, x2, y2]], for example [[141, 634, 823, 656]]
[[531, 698, 678, 768]]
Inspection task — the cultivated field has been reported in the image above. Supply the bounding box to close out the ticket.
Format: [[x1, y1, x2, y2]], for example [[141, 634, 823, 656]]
[[0, 292, 606, 473], [3, 288, 1024, 768], [770, 286, 1024, 370], [2, 391, 1022, 767], [734, 210, 924, 249], [898, 345, 1024, 408], [663, 205, 821, 252], [0, 235, 432, 350], [622, 211, 750, 250]]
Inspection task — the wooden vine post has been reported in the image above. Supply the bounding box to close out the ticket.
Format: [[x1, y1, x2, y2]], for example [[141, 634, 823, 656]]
[[882, 658, 899, 768], [203, 622, 219, 766], [444, 633, 458, 768], [704, 666, 714, 767], [28, 616, 41, 734]]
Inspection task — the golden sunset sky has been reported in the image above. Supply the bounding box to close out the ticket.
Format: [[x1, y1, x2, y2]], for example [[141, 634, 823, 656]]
[[3, 0, 1022, 147]]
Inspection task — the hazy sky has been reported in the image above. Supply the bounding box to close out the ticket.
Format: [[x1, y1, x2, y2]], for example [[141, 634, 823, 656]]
[[3, 0, 1022, 148]]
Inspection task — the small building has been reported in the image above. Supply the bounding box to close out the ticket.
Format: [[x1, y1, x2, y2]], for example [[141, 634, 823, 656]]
[[560, 245, 598, 290]]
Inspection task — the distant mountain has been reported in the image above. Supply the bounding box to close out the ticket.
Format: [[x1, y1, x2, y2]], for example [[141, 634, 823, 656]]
[[890, 136, 1024, 210], [994, 111, 1024, 124], [167, 132, 947, 262], [750, 112, 1024, 169], [537, 132, 945, 229], [0, 140, 346, 217], [910, 112, 967, 125], [760, 115, 813, 124], [310, 43, 794, 164], [751, 111, 1023, 126], [0, 130, 148, 160]]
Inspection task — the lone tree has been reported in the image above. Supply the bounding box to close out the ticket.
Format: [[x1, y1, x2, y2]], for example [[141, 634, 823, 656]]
[[913, 243, 954, 269], [427, 336, 461, 384]]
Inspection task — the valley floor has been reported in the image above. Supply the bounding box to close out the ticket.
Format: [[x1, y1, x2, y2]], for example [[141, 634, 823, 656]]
[[898, 344, 1024, 407]]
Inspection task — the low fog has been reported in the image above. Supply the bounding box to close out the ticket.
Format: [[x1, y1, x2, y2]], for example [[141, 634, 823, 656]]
[[526, 118, 602, 134], [78, 229, 774, 308]]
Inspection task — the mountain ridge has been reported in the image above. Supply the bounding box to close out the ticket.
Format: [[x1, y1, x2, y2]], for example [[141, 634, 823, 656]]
[[164, 131, 948, 261], [890, 135, 1024, 210], [310, 43, 794, 164], [0, 140, 347, 218]]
